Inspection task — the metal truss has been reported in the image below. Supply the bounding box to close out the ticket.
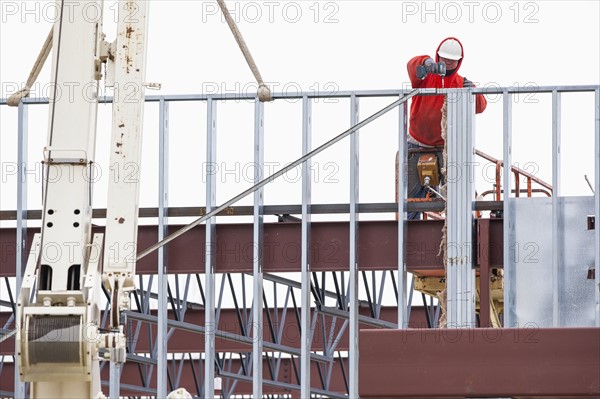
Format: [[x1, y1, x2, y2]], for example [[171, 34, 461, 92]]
[[1, 269, 428, 397]]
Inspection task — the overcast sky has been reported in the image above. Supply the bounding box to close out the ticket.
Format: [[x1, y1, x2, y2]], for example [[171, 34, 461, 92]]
[[1, 0, 599, 219]]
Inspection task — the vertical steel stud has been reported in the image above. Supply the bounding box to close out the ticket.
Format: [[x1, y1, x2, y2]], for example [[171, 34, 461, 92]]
[[300, 96, 312, 397]]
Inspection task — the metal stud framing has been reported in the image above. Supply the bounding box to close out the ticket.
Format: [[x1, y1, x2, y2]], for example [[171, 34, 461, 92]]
[[445, 90, 476, 327], [502, 90, 515, 327], [205, 97, 217, 398], [157, 98, 169, 397], [1, 85, 599, 398], [109, 360, 120, 398], [551, 90, 562, 327], [14, 102, 28, 399], [300, 95, 312, 398], [595, 88, 600, 327], [252, 99, 265, 398], [349, 94, 360, 397], [397, 94, 408, 328]]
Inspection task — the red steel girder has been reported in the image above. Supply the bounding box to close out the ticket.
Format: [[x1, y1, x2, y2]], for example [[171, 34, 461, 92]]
[[0, 357, 348, 396], [359, 328, 600, 398], [0, 219, 503, 277]]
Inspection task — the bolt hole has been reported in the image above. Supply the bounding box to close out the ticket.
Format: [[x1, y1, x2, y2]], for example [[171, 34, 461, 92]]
[[74, 209, 81, 215], [46, 222, 53, 228], [48, 209, 54, 215], [73, 222, 80, 228]]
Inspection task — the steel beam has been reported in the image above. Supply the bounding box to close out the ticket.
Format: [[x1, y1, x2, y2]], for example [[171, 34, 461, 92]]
[[218, 369, 347, 399], [1, 219, 509, 277], [0, 306, 430, 356], [359, 328, 600, 398], [0, 357, 350, 397], [4, 85, 598, 106], [0, 200, 506, 221]]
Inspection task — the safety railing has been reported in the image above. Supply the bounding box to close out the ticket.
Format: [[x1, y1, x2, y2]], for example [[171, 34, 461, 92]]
[[475, 148, 553, 199]]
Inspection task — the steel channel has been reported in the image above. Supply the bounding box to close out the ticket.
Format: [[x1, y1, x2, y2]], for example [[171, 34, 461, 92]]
[[101, 380, 156, 396], [205, 98, 217, 398], [127, 353, 157, 366], [595, 89, 600, 326], [376, 272, 386, 320], [0, 201, 529, 221], [502, 91, 514, 327], [301, 96, 312, 397], [397, 94, 408, 328], [157, 98, 169, 397], [446, 92, 457, 325], [7, 85, 599, 105], [0, 327, 17, 343], [218, 370, 348, 399], [258, 273, 353, 304], [349, 94, 360, 397], [458, 90, 467, 326], [123, 311, 331, 363], [465, 90, 476, 326], [109, 361, 120, 399], [14, 102, 27, 399], [446, 90, 476, 327], [406, 274, 414, 323], [252, 99, 265, 398], [552, 90, 561, 327], [317, 305, 396, 329]]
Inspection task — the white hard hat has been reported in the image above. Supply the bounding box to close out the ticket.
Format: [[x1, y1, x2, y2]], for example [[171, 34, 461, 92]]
[[437, 39, 462, 60]]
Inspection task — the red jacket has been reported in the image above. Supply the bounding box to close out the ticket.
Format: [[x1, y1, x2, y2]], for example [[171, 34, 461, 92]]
[[407, 37, 487, 146]]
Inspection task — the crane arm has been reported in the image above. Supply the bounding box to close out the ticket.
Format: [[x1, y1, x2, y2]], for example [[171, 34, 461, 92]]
[[16, 1, 149, 398]]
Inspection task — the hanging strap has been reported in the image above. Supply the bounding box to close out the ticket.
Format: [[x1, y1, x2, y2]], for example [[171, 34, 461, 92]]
[[8, 28, 54, 107], [216, 0, 272, 102]]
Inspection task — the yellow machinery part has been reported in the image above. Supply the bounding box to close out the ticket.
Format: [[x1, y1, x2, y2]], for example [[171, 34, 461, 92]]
[[417, 153, 440, 187]]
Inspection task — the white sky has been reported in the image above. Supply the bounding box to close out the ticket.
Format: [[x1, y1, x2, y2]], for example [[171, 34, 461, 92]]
[[1, 0, 599, 220]]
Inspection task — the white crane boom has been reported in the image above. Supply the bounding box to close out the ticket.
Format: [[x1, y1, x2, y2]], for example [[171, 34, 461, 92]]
[[15, 1, 149, 397]]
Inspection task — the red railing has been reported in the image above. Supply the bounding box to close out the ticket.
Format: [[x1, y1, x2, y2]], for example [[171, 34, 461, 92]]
[[475, 149, 553, 199]]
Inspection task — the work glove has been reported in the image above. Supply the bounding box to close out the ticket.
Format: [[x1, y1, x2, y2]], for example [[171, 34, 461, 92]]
[[416, 58, 447, 79], [424, 57, 435, 68], [463, 78, 475, 88]]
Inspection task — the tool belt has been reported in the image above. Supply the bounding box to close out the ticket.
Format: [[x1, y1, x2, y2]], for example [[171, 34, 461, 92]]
[[407, 145, 444, 154], [408, 145, 443, 187]]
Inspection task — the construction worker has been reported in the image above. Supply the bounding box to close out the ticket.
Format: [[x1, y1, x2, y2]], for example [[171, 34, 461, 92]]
[[405, 37, 487, 219]]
